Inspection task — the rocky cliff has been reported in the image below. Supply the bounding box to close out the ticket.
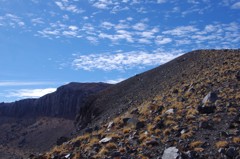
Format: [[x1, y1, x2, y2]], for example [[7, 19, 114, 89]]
[[0, 82, 112, 119]]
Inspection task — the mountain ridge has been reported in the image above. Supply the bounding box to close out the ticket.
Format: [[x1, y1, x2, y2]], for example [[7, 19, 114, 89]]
[[0, 82, 112, 119], [37, 49, 240, 159]]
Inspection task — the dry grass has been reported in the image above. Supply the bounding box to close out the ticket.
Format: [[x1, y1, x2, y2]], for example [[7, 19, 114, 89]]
[[181, 131, 194, 139], [194, 147, 204, 152], [163, 128, 171, 136], [215, 141, 228, 148], [233, 137, 240, 143], [98, 147, 108, 156], [105, 142, 117, 149], [189, 141, 203, 148], [123, 127, 131, 134]]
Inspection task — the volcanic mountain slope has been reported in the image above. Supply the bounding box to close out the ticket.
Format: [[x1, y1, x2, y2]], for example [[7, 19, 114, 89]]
[[36, 49, 240, 159], [0, 82, 111, 159]]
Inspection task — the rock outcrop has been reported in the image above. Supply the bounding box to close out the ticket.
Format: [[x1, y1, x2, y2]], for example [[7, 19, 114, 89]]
[[0, 82, 111, 119]]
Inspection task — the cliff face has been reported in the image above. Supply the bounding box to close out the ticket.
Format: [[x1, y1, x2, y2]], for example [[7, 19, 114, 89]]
[[0, 82, 112, 119]]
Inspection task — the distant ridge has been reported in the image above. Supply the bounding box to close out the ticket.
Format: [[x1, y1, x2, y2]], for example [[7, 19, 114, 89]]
[[0, 82, 112, 119]]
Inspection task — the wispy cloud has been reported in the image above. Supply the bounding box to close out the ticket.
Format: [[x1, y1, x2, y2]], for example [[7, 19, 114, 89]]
[[0, 81, 54, 87], [105, 78, 125, 84], [0, 13, 25, 28], [231, 2, 240, 9], [163, 25, 199, 36], [55, 0, 84, 13], [6, 88, 56, 98], [72, 50, 183, 71]]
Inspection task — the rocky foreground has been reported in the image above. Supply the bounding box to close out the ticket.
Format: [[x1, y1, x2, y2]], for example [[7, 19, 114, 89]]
[[31, 49, 240, 159]]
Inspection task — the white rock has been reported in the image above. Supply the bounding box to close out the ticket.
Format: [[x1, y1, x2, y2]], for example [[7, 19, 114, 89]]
[[162, 147, 179, 159], [99, 137, 112, 143], [180, 129, 186, 134], [65, 153, 71, 158], [107, 121, 114, 129], [165, 109, 174, 114]]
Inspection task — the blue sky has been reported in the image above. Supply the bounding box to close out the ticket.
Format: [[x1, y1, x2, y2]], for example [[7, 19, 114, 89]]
[[0, 0, 239, 102]]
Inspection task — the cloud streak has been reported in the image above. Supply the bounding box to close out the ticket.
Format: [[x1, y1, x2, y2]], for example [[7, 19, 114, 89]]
[[72, 50, 183, 71], [6, 88, 56, 98], [0, 81, 54, 87]]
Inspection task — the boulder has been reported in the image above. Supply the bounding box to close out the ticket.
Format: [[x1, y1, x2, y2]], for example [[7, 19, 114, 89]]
[[162, 147, 180, 159]]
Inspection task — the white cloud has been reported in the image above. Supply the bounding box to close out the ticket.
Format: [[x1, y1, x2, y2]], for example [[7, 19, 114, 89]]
[[31, 18, 44, 25], [155, 36, 172, 45], [69, 25, 78, 31], [132, 22, 147, 31], [86, 36, 98, 44], [105, 78, 125, 84], [7, 88, 56, 98], [72, 50, 183, 71], [157, 0, 166, 4], [99, 30, 134, 43], [231, 2, 240, 9], [92, 0, 114, 9], [163, 26, 198, 36], [55, 1, 84, 13], [0, 81, 54, 87], [0, 13, 25, 28]]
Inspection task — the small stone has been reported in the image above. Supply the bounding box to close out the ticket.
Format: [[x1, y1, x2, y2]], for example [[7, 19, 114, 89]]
[[64, 153, 71, 158], [165, 109, 174, 114], [107, 121, 114, 129], [154, 106, 164, 114], [202, 92, 218, 104], [123, 118, 130, 124], [146, 139, 159, 146], [162, 147, 179, 159], [130, 108, 139, 114], [136, 121, 145, 129], [111, 151, 121, 157], [99, 137, 112, 143], [236, 71, 240, 81], [197, 105, 216, 114], [199, 121, 214, 129], [226, 147, 238, 158]]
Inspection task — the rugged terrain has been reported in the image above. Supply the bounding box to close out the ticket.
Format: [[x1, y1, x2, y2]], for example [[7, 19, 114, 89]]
[[0, 82, 111, 159], [34, 49, 240, 159]]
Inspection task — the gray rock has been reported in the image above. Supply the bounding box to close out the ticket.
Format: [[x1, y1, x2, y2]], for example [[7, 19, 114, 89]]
[[236, 71, 240, 81], [162, 147, 179, 159], [199, 121, 214, 129], [202, 92, 218, 104], [146, 139, 159, 146], [226, 147, 238, 158], [197, 105, 216, 114], [136, 121, 145, 129]]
